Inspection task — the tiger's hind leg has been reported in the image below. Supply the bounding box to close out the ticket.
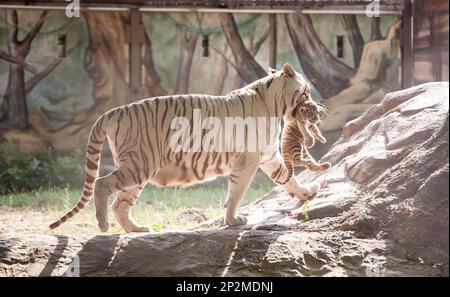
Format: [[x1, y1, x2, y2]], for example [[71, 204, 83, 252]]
[[94, 165, 148, 232], [111, 186, 149, 233]]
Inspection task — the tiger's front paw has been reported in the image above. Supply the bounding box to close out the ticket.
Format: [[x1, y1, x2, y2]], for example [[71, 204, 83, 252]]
[[307, 182, 321, 196], [98, 221, 109, 233], [289, 188, 312, 201], [290, 182, 321, 201], [224, 215, 248, 226]]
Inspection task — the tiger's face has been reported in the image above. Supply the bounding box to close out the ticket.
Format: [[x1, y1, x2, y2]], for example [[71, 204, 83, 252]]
[[277, 64, 311, 113]]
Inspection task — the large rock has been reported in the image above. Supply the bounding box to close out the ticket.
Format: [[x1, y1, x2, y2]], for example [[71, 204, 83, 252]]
[[0, 83, 448, 276]]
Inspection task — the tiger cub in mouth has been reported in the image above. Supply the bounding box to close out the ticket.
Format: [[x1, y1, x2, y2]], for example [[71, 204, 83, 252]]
[[275, 99, 331, 185]]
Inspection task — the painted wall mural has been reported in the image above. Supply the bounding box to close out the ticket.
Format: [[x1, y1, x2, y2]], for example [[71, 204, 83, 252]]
[[0, 10, 401, 154]]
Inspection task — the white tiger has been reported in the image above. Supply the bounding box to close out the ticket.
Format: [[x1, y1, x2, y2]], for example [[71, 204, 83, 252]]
[[49, 63, 321, 233]]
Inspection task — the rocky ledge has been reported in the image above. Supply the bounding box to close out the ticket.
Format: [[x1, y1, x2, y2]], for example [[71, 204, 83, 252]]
[[0, 82, 448, 276]]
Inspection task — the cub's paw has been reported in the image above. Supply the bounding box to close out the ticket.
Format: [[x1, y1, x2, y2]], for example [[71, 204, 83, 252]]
[[320, 162, 331, 170], [312, 162, 331, 172], [317, 136, 327, 144], [224, 215, 248, 226], [305, 137, 315, 148]]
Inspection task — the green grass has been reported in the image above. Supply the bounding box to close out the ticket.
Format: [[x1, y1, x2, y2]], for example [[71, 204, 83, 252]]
[[0, 174, 274, 234]]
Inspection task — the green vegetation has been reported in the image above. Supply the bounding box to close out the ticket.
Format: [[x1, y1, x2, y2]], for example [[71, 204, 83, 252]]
[[0, 140, 274, 233], [0, 177, 274, 233], [302, 200, 311, 221], [0, 140, 83, 195]]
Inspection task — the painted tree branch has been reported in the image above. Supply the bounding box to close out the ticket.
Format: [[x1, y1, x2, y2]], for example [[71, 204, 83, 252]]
[[6, 10, 19, 48], [3, 43, 80, 99], [233, 26, 269, 89], [20, 11, 48, 53], [285, 13, 355, 98], [24, 59, 62, 94], [219, 13, 266, 83], [0, 50, 38, 74], [213, 52, 229, 95], [339, 15, 364, 68], [250, 28, 270, 56], [210, 45, 245, 82]]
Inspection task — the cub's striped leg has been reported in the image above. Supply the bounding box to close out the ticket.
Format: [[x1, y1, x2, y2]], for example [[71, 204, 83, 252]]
[[94, 165, 147, 232], [111, 186, 149, 233], [294, 149, 331, 172], [309, 124, 327, 144], [298, 122, 315, 148], [223, 154, 260, 226], [260, 154, 318, 200]]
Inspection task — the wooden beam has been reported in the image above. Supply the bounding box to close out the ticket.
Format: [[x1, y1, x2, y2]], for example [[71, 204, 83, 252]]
[[401, 0, 414, 88], [127, 8, 145, 99]]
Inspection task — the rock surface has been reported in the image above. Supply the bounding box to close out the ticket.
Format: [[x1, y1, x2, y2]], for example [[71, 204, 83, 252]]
[[0, 82, 448, 277]]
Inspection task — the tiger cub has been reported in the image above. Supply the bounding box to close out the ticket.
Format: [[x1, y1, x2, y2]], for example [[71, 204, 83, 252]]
[[275, 100, 331, 185]]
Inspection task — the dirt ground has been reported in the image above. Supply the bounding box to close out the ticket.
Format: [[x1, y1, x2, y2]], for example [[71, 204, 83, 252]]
[[0, 206, 110, 238]]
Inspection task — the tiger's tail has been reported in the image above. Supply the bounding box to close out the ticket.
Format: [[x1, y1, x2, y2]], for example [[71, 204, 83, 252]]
[[49, 115, 107, 230]]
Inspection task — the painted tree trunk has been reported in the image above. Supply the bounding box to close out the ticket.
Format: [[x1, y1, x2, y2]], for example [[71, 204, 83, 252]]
[[339, 15, 364, 68], [285, 13, 355, 98], [1, 10, 47, 129], [143, 33, 166, 97], [219, 13, 266, 83], [5, 64, 28, 129], [213, 56, 229, 95], [174, 30, 199, 94]]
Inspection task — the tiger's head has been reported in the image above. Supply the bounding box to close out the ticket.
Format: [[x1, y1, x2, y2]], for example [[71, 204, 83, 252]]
[[266, 63, 315, 121], [291, 100, 328, 125]]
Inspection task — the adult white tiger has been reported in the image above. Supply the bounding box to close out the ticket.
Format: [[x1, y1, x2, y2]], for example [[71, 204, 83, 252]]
[[49, 63, 321, 233]]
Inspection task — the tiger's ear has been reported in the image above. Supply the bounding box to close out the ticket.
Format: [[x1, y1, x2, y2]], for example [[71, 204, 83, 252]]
[[267, 67, 277, 75], [282, 63, 296, 78]]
